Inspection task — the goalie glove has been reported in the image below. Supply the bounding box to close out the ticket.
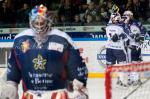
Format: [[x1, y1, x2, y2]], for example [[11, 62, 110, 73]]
[[68, 79, 89, 99], [0, 79, 18, 99]]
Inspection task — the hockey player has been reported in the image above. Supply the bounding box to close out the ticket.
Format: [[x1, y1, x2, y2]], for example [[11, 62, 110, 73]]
[[123, 10, 148, 86], [0, 4, 88, 99], [106, 13, 129, 66], [105, 13, 130, 86], [123, 10, 147, 62]]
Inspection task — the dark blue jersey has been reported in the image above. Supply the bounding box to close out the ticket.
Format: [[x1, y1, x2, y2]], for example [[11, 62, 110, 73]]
[[7, 29, 88, 91]]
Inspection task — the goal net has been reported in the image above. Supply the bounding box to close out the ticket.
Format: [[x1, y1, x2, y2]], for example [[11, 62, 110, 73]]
[[105, 62, 150, 99]]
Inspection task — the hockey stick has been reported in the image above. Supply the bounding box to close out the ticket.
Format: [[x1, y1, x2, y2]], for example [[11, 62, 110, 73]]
[[123, 76, 150, 99]]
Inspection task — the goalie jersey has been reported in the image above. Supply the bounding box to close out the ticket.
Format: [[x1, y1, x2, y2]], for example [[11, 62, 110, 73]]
[[7, 29, 88, 91]]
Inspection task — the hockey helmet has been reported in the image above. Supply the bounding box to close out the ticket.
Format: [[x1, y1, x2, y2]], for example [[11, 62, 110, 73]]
[[123, 10, 133, 16]]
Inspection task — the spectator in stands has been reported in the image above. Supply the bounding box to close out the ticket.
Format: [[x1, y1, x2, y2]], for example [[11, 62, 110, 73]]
[[17, 3, 30, 24], [58, 15, 70, 26], [147, 0, 150, 22], [73, 14, 83, 25], [84, 14, 95, 25], [58, 0, 80, 22], [125, 0, 133, 11], [74, 14, 81, 23], [95, 15, 101, 22], [0, 1, 16, 25], [84, 1, 99, 23], [57, 1, 72, 22], [129, 0, 147, 21], [106, 0, 113, 15], [100, 6, 109, 22], [51, 14, 59, 25], [78, 4, 88, 22], [139, 0, 149, 21]]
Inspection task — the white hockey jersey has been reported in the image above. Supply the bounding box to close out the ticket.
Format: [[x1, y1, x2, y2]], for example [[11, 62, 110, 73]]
[[106, 23, 129, 50]]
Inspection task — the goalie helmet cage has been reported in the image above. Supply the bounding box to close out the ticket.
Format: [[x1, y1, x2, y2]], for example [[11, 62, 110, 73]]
[[105, 62, 150, 99]]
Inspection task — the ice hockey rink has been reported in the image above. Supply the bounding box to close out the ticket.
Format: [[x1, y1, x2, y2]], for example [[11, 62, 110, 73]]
[[87, 78, 105, 99]]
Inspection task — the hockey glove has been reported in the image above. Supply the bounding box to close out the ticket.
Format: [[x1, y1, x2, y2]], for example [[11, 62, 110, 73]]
[[135, 34, 144, 44], [111, 34, 119, 42]]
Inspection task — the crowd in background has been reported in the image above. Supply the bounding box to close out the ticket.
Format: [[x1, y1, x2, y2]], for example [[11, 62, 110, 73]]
[[0, 0, 150, 27]]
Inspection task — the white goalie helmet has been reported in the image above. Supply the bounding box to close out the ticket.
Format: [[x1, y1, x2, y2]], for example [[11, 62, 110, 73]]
[[29, 4, 52, 34]]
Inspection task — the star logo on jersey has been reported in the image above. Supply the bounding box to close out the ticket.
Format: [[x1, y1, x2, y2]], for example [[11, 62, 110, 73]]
[[21, 40, 30, 53], [32, 54, 47, 70]]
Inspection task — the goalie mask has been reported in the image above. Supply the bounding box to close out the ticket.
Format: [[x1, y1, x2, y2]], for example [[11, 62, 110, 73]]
[[29, 4, 52, 35]]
